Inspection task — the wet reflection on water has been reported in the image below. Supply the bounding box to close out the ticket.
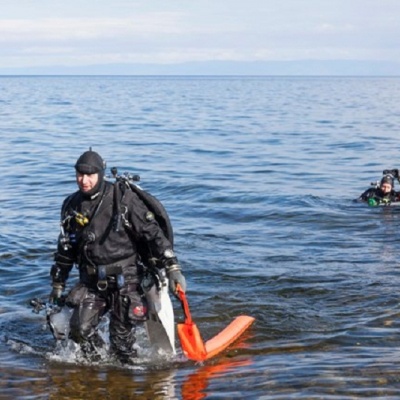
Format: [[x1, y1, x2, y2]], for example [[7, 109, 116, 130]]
[[0, 338, 257, 399]]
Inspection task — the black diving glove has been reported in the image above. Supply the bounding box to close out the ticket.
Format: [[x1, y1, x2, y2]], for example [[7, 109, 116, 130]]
[[161, 249, 187, 296], [167, 267, 187, 296], [49, 261, 71, 305], [49, 283, 65, 306]]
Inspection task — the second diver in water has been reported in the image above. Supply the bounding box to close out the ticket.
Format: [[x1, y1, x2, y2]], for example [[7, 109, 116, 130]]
[[357, 170, 400, 206]]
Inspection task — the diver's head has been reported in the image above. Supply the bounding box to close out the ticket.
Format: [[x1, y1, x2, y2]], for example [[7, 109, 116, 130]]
[[74, 149, 106, 197], [380, 174, 394, 194]]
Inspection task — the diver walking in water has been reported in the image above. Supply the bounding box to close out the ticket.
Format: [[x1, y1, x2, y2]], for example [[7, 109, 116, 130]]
[[357, 171, 400, 206], [49, 149, 186, 363]]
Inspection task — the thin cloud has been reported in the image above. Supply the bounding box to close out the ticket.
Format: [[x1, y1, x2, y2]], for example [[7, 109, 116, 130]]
[[0, 1, 400, 70], [0, 14, 185, 42]]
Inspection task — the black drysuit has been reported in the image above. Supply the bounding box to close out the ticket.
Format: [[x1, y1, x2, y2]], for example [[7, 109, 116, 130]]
[[52, 180, 174, 361], [358, 187, 398, 205]]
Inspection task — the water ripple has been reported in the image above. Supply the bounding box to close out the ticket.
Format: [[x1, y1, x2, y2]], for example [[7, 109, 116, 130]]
[[1, 76, 400, 398]]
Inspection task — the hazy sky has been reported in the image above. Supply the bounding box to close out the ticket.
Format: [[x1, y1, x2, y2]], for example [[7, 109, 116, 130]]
[[1, 0, 399, 69]]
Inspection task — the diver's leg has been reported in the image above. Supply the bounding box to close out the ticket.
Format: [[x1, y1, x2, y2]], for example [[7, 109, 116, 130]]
[[69, 289, 107, 358], [109, 284, 147, 363]]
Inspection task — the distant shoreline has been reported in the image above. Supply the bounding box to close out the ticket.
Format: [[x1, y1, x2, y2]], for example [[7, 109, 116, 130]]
[[1, 60, 399, 77]]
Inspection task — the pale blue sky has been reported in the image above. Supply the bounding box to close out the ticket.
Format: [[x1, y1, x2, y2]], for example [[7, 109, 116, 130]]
[[1, 0, 399, 70]]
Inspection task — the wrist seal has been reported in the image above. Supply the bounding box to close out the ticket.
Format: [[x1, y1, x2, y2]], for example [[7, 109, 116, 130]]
[[52, 282, 65, 290], [161, 249, 181, 271], [166, 264, 181, 273]]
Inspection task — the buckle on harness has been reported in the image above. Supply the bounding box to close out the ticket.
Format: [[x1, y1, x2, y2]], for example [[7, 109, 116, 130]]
[[97, 265, 108, 291], [96, 264, 124, 291]]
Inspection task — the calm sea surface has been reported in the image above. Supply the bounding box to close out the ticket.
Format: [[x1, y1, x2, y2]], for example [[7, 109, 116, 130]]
[[1, 76, 400, 399]]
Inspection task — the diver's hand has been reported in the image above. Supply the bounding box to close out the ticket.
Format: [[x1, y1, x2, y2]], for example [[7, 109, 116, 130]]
[[167, 269, 187, 297], [49, 283, 64, 306]]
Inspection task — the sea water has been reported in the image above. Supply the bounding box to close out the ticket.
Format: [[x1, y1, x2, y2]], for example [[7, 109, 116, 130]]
[[1, 75, 400, 399]]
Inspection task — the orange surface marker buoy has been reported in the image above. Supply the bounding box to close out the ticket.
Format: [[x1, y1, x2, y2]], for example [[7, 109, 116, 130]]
[[176, 285, 207, 361], [176, 285, 255, 361], [204, 315, 255, 359]]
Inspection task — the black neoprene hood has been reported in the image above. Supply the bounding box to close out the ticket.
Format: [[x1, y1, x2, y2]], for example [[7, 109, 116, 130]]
[[75, 150, 105, 174]]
